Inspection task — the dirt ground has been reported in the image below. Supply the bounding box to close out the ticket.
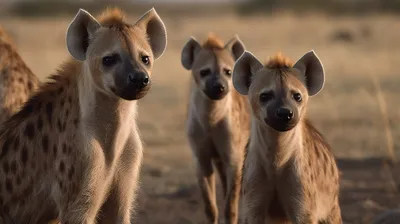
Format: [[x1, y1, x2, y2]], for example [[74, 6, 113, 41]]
[[1, 9, 400, 224]]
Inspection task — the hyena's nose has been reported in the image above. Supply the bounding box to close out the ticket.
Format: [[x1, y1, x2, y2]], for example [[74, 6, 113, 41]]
[[129, 72, 150, 88], [276, 107, 293, 121], [213, 82, 225, 93]]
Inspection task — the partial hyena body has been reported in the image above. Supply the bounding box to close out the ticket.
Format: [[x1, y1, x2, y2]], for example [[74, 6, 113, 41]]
[[233, 51, 342, 223], [0, 7, 166, 223], [182, 33, 250, 224], [0, 26, 40, 124]]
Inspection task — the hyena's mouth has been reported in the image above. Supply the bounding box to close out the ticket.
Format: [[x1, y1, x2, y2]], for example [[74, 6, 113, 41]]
[[203, 88, 228, 100], [112, 84, 151, 101], [264, 118, 297, 132]]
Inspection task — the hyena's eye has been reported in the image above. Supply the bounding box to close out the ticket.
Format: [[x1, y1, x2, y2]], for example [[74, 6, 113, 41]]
[[259, 91, 273, 103], [200, 69, 211, 77], [224, 69, 232, 76], [293, 93, 302, 102], [102, 54, 119, 67], [141, 56, 150, 65]]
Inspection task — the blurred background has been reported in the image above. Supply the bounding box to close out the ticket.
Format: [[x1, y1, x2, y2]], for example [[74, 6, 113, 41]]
[[1, 0, 400, 223]]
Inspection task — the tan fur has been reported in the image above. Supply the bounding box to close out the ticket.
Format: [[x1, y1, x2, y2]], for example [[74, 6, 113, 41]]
[[238, 52, 342, 223], [202, 33, 225, 49], [372, 210, 400, 224], [0, 7, 166, 223], [184, 34, 249, 224], [0, 25, 40, 125], [264, 52, 293, 69]]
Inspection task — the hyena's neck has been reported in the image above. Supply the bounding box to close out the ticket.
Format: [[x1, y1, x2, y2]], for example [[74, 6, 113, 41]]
[[191, 86, 231, 125], [251, 118, 304, 168], [78, 62, 138, 136]]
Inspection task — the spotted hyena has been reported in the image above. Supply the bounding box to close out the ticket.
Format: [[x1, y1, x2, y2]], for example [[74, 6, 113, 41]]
[[233, 51, 342, 223], [0, 26, 40, 124], [182, 33, 250, 224], [0, 7, 166, 223]]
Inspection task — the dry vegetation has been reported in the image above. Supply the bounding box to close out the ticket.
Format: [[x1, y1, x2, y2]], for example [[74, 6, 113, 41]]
[[0, 9, 400, 223]]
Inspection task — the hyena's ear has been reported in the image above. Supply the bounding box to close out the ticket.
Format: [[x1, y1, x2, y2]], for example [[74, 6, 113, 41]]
[[225, 35, 245, 61], [135, 8, 167, 60], [181, 37, 202, 70], [293, 50, 325, 96], [66, 9, 101, 61], [233, 51, 263, 95]]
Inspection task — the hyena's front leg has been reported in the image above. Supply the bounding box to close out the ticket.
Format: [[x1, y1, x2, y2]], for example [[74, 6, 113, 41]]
[[242, 151, 271, 224], [55, 157, 110, 224], [214, 157, 227, 197], [191, 139, 219, 224], [224, 156, 244, 224], [98, 134, 143, 224], [326, 202, 342, 224]]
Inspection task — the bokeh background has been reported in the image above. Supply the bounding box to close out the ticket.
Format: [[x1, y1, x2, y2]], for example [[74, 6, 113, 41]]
[[1, 0, 400, 223]]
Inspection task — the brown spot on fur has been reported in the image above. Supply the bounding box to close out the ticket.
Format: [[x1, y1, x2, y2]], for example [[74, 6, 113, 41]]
[[37, 116, 43, 131], [202, 33, 224, 49], [24, 122, 35, 140], [57, 119, 64, 132], [53, 144, 57, 157], [68, 166, 75, 180], [73, 118, 79, 127], [57, 87, 64, 95], [264, 52, 293, 69], [21, 145, 28, 165], [68, 96, 72, 105], [10, 160, 17, 174], [5, 178, 12, 193], [27, 81, 33, 91], [46, 102, 53, 125], [59, 161, 65, 173], [62, 143, 67, 154], [0, 138, 11, 159], [3, 162, 9, 174], [42, 135, 49, 153]]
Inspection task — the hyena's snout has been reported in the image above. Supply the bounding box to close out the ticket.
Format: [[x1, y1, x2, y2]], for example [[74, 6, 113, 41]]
[[266, 105, 298, 132], [128, 71, 150, 90], [204, 77, 228, 100], [276, 107, 293, 121], [116, 70, 151, 101]]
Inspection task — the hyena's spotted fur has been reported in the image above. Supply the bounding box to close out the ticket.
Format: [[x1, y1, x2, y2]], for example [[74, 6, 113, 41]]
[[0, 7, 167, 223], [0, 26, 40, 124]]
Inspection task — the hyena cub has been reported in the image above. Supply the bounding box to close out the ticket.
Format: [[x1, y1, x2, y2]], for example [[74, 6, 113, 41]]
[[182, 33, 250, 224], [233, 51, 342, 223]]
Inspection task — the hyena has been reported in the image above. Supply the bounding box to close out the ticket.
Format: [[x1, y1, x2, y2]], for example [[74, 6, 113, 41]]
[[0, 25, 40, 124], [233, 51, 342, 223], [182, 33, 250, 224], [0, 7, 167, 223]]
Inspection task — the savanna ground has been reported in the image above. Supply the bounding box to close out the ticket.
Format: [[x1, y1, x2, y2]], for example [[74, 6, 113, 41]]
[[1, 6, 400, 223]]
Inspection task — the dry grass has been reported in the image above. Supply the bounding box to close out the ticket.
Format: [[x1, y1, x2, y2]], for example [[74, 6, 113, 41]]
[[1, 10, 400, 223]]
